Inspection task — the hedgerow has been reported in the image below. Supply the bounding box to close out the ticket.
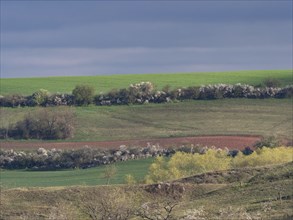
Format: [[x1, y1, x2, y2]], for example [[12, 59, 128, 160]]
[[1, 145, 291, 173], [0, 82, 292, 107], [0, 144, 170, 170]]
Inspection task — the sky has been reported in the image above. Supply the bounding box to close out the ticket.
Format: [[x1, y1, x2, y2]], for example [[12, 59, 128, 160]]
[[0, 0, 292, 78]]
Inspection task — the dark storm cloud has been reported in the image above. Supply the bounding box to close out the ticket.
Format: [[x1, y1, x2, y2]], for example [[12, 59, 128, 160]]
[[0, 0, 292, 78]]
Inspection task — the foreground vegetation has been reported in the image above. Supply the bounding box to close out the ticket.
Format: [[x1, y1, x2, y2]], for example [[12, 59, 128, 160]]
[[1, 162, 292, 219], [1, 99, 292, 141], [1, 70, 291, 95]]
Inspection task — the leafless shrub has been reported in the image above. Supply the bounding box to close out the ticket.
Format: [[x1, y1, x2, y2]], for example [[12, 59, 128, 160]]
[[81, 187, 137, 220], [48, 202, 79, 220], [10, 107, 75, 140]]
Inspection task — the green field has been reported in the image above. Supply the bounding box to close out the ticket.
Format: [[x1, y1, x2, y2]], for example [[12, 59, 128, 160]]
[[1, 70, 292, 95], [1, 99, 292, 142], [0, 158, 153, 188]]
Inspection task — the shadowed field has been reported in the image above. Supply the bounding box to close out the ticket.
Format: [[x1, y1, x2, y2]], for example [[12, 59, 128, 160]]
[[0, 158, 154, 188]]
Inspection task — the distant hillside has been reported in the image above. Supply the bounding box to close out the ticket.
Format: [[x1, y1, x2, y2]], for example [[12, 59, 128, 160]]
[[1, 69, 292, 95]]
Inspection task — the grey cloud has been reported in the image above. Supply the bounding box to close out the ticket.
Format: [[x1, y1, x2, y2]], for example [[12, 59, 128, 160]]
[[2, 46, 291, 78], [1, 1, 291, 78], [2, 20, 291, 49], [1, 1, 291, 32]]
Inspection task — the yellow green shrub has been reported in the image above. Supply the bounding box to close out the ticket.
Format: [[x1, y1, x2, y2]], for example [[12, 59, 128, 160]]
[[145, 147, 293, 183], [232, 146, 293, 168], [145, 156, 170, 184]]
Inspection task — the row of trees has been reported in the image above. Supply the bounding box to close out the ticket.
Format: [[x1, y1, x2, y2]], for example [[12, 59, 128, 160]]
[[0, 142, 284, 170], [0, 85, 92, 107], [0, 144, 171, 169], [1, 81, 292, 107]]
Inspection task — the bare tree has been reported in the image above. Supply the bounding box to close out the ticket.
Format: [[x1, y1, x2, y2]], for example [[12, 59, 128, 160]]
[[137, 199, 179, 220], [135, 183, 186, 220], [48, 202, 78, 220], [80, 187, 137, 220], [103, 164, 117, 185]]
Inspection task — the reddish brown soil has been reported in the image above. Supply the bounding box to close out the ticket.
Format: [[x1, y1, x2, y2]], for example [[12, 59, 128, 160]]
[[0, 135, 261, 150]]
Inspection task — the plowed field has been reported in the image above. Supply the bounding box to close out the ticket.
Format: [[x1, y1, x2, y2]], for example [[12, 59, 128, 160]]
[[0, 135, 262, 150]]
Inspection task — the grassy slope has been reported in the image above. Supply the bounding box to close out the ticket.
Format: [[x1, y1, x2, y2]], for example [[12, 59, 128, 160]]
[[1, 70, 292, 95], [0, 158, 153, 188], [1, 162, 292, 219], [1, 99, 292, 142], [180, 162, 293, 220]]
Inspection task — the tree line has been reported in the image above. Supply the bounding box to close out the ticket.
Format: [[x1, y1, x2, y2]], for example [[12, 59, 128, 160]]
[[0, 142, 285, 170], [1, 80, 292, 108]]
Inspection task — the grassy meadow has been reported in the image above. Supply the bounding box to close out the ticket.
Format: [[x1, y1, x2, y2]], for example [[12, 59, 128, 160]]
[[1, 69, 292, 95], [1, 99, 292, 142], [0, 158, 153, 188]]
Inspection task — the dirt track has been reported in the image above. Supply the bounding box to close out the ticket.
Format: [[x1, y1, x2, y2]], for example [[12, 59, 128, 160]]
[[0, 135, 261, 150]]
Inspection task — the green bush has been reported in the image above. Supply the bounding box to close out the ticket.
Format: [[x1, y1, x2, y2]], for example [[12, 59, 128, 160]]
[[72, 85, 95, 106], [30, 89, 50, 106]]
